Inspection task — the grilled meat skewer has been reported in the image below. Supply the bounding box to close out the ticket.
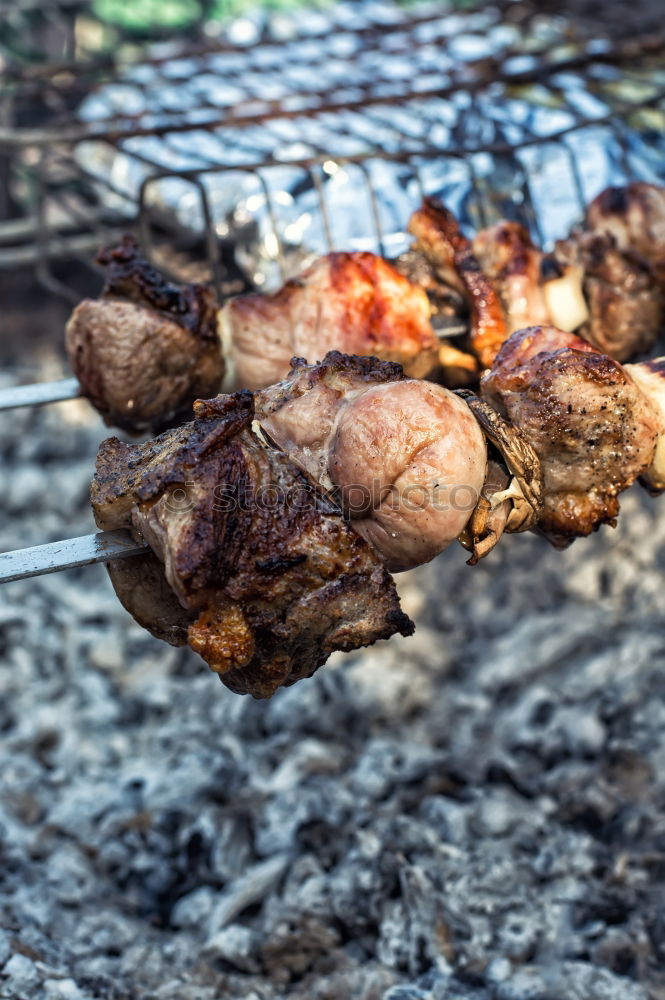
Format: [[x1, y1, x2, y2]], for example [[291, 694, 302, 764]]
[[90, 327, 665, 696], [6, 333, 662, 688], [411, 189, 665, 368], [219, 251, 440, 391], [68, 240, 442, 434], [65, 183, 665, 437]]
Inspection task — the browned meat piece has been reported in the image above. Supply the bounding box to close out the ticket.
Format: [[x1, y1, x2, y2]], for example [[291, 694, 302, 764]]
[[624, 357, 665, 492], [92, 389, 412, 697], [255, 352, 487, 573], [66, 236, 224, 433], [553, 231, 663, 361], [219, 252, 439, 391], [472, 221, 551, 335], [393, 248, 468, 329], [585, 182, 665, 284], [481, 326, 660, 547], [408, 198, 507, 369]]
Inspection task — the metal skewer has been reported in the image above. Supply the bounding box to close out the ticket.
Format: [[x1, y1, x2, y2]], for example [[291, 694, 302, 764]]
[[0, 335, 472, 415], [0, 377, 82, 411], [0, 530, 148, 584]]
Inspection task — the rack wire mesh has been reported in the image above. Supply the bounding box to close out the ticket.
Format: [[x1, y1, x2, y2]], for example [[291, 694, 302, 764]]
[[1, 0, 664, 307]]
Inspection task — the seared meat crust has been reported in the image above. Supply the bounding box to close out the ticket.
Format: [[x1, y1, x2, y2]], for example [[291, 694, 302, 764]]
[[256, 352, 487, 573], [408, 198, 507, 369], [585, 182, 665, 284], [554, 231, 663, 361], [255, 352, 406, 485], [481, 326, 659, 547], [66, 236, 224, 433], [96, 236, 220, 337], [220, 252, 439, 391], [472, 221, 550, 335], [92, 389, 412, 697]]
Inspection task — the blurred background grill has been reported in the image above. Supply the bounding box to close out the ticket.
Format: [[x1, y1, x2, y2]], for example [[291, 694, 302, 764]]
[[1, 0, 664, 308]]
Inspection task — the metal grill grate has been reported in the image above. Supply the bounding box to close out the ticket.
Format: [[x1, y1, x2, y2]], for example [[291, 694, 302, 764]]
[[1, 1, 664, 301]]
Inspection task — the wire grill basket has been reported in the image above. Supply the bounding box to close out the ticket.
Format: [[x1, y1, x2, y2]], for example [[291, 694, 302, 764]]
[[0, 0, 663, 302]]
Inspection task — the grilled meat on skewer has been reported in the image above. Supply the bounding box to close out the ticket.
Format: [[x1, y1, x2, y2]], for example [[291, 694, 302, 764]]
[[219, 251, 440, 391], [90, 326, 665, 695], [584, 182, 665, 284], [411, 187, 665, 367], [67, 181, 665, 438], [624, 357, 665, 492], [480, 326, 661, 547], [92, 389, 413, 698], [66, 236, 225, 434], [406, 203, 589, 371], [67, 242, 442, 431], [551, 231, 664, 361], [255, 353, 488, 573], [417, 204, 661, 366], [472, 221, 551, 335], [408, 197, 508, 370]]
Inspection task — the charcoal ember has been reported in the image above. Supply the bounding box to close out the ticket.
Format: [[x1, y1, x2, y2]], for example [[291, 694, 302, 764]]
[[259, 905, 341, 981]]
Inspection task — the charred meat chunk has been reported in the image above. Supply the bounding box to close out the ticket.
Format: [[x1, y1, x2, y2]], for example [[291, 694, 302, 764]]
[[66, 236, 225, 433], [219, 251, 439, 391], [481, 326, 660, 547], [92, 389, 413, 697]]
